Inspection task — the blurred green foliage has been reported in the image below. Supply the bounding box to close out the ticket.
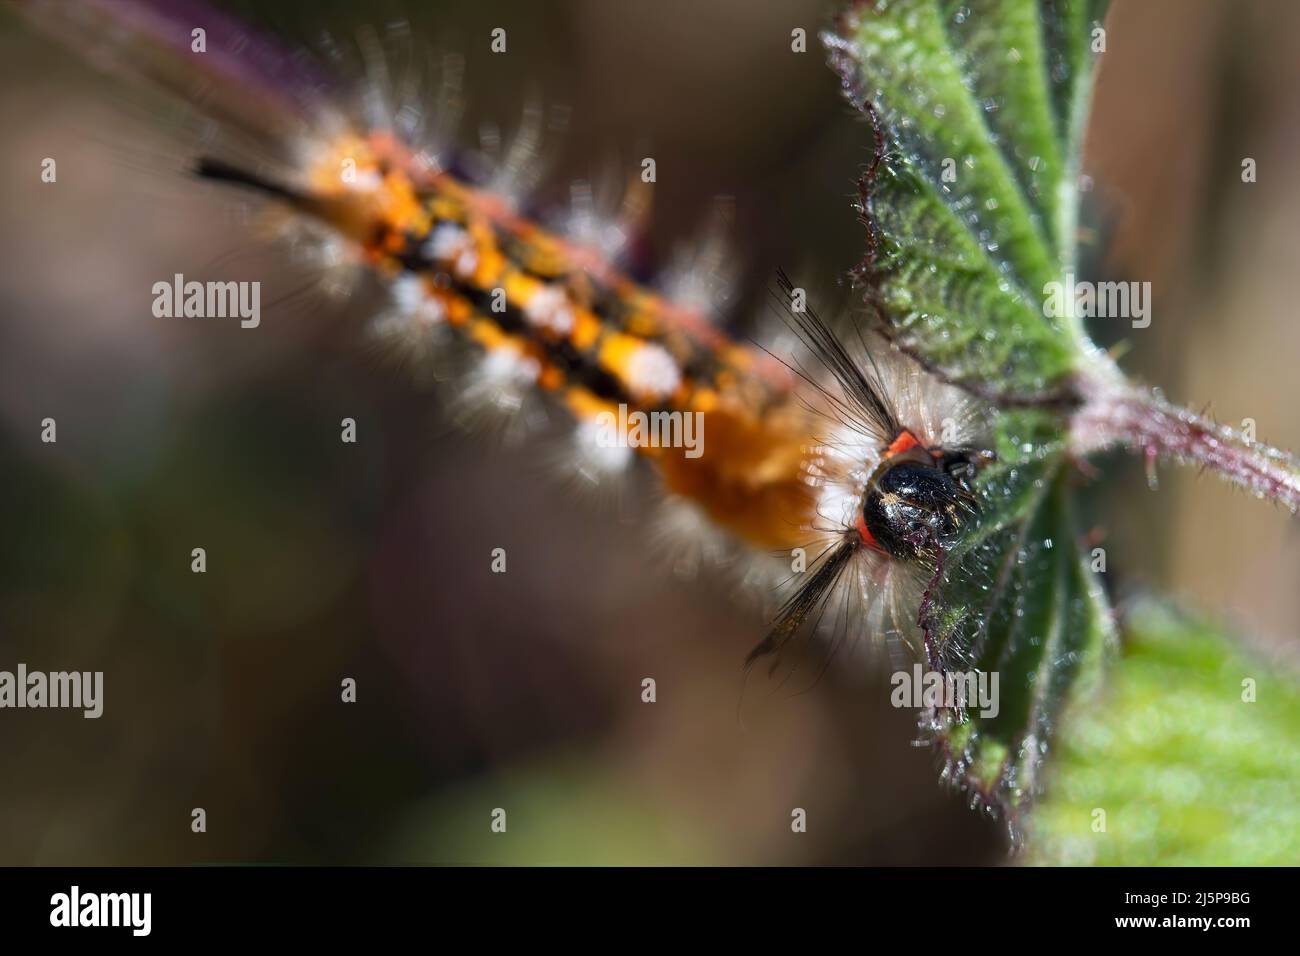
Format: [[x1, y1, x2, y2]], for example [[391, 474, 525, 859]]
[[1032, 601, 1300, 865]]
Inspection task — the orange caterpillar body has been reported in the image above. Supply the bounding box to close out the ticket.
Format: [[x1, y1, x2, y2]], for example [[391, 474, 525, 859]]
[[19, 0, 988, 665], [274, 130, 823, 554]]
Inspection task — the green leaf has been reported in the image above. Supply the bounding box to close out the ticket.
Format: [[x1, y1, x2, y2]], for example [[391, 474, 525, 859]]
[[825, 2, 1300, 866], [824, 0, 1108, 395], [1029, 602, 1300, 865], [919, 412, 1115, 835], [824, 1, 1116, 837]]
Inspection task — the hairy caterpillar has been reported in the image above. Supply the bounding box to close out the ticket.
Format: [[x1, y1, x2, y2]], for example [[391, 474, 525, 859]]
[[16, 0, 994, 681]]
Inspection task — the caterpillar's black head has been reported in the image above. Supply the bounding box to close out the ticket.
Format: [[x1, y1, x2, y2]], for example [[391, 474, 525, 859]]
[[861, 446, 988, 559]]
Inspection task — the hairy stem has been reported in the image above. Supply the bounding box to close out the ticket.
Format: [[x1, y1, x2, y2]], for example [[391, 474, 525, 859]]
[[1070, 360, 1300, 513]]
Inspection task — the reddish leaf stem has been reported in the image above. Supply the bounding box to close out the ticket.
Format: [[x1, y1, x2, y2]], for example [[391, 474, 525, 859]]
[[1071, 362, 1300, 513]]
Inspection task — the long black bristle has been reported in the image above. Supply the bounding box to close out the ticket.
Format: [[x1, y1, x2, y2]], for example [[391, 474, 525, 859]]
[[194, 157, 302, 203], [745, 536, 859, 673], [772, 269, 904, 443]]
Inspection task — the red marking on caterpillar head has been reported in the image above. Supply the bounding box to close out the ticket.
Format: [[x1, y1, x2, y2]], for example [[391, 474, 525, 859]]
[[884, 429, 920, 458], [854, 513, 883, 552]]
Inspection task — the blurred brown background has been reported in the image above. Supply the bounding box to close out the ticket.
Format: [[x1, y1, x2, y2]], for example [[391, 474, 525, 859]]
[[0, 0, 1296, 865]]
